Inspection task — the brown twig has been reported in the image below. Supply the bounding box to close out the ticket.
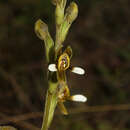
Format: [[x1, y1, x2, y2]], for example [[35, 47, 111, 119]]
[[0, 104, 130, 123], [69, 104, 130, 114], [0, 67, 35, 110], [0, 113, 40, 130], [0, 112, 43, 123]]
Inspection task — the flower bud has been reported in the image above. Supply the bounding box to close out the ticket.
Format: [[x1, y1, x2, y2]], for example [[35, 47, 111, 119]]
[[35, 19, 54, 62], [65, 2, 78, 24], [35, 19, 48, 40]]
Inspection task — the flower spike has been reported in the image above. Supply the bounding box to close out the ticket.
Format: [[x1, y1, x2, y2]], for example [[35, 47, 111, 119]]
[[36, 1, 87, 130]]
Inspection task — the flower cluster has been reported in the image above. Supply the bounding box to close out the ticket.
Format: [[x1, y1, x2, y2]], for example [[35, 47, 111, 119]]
[[48, 46, 87, 115]]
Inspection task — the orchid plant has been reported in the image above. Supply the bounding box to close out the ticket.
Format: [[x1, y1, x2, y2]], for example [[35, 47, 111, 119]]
[[35, 0, 87, 130]]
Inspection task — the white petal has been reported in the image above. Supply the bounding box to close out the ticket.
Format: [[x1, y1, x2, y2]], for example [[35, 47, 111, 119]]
[[71, 67, 85, 75], [48, 64, 57, 72], [70, 94, 87, 102]]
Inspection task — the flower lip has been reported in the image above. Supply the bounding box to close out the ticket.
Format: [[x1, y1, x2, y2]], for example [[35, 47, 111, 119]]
[[48, 50, 85, 76], [58, 53, 70, 71]]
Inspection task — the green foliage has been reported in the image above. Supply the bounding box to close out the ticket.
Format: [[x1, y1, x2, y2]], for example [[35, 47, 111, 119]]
[[98, 121, 113, 130]]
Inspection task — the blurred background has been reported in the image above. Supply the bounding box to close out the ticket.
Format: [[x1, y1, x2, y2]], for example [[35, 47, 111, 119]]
[[0, 0, 130, 130]]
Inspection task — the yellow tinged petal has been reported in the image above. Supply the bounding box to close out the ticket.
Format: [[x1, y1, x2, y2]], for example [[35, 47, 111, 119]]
[[58, 102, 68, 115]]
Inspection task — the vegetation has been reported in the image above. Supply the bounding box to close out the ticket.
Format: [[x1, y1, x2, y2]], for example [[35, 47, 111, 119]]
[[0, 0, 130, 130]]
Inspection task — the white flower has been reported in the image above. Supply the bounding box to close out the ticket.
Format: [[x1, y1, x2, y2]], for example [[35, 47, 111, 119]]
[[70, 94, 87, 102], [71, 67, 85, 75], [48, 64, 57, 72]]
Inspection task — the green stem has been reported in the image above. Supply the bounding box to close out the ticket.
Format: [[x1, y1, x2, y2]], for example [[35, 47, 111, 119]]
[[41, 81, 58, 130]]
